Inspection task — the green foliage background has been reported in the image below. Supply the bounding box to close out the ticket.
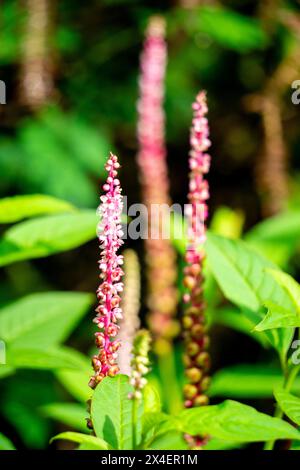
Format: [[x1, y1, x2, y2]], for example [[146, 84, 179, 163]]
[[0, 0, 300, 450]]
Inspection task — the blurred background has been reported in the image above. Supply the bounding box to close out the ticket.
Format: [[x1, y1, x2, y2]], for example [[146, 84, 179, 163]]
[[0, 0, 300, 450]]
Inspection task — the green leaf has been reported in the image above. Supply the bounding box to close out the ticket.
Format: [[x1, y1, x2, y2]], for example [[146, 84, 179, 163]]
[[51, 432, 110, 450], [0, 432, 16, 450], [246, 211, 300, 245], [6, 346, 89, 370], [0, 194, 74, 223], [256, 269, 300, 331], [146, 431, 187, 450], [91, 375, 134, 450], [0, 210, 98, 266], [180, 400, 300, 442], [0, 292, 93, 348], [255, 302, 300, 331], [210, 365, 300, 398], [142, 412, 169, 440], [274, 389, 300, 426], [206, 233, 295, 356], [40, 403, 88, 432], [267, 269, 300, 309], [198, 6, 268, 52]]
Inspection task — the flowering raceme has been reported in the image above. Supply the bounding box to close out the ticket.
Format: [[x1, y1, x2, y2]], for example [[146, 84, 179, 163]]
[[183, 92, 211, 416], [137, 16, 178, 353], [117, 249, 141, 376], [89, 153, 124, 389], [129, 329, 151, 400]]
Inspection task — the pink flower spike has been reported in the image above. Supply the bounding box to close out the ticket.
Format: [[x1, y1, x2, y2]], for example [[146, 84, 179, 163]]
[[187, 91, 211, 258], [89, 153, 124, 389]]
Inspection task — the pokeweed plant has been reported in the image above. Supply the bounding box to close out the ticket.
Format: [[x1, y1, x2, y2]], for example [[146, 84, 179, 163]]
[[50, 146, 300, 451]]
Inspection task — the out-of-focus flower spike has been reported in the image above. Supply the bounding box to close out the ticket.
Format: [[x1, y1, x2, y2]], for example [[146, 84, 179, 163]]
[[129, 329, 151, 400], [182, 91, 211, 449], [89, 153, 124, 390], [137, 15, 178, 354], [117, 249, 141, 376]]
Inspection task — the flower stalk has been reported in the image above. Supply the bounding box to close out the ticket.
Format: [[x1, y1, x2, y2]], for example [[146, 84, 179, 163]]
[[117, 249, 141, 376], [137, 16, 178, 355], [129, 329, 151, 400], [89, 153, 124, 390], [183, 91, 211, 448]]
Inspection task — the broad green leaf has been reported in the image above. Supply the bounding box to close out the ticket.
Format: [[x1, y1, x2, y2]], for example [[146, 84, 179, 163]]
[[256, 270, 300, 331], [245, 241, 291, 267], [0, 194, 74, 223], [146, 430, 187, 450], [0, 292, 93, 348], [180, 400, 300, 442], [206, 234, 295, 356], [40, 403, 88, 432], [77, 443, 105, 450], [51, 432, 110, 450], [91, 375, 134, 450], [6, 346, 88, 370], [210, 365, 300, 398], [255, 302, 300, 331], [246, 211, 300, 245], [274, 389, 300, 426], [141, 414, 180, 449], [198, 6, 267, 52], [245, 212, 300, 266], [267, 269, 300, 308], [0, 432, 15, 450], [0, 210, 98, 266]]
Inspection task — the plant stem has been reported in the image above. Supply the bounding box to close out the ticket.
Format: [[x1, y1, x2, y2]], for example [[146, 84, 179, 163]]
[[264, 363, 300, 450], [132, 397, 138, 450], [158, 349, 182, 415]]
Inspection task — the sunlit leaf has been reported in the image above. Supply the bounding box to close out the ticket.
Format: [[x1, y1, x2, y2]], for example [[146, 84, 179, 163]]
[[256, 270, 300, 331], [274, 389, 300, 426], [180, 400, 300, 442], [91, 375, 134, 450], [51, 432, 110, 450], [6, 346, 88, 370], [0, 194, 74, 223], [0, 432, 16, 450], [0, 211, 98, 266], [206, 234, 295, 357], [0, 292, 93, 348]]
